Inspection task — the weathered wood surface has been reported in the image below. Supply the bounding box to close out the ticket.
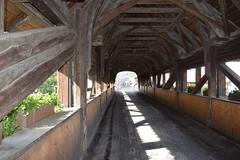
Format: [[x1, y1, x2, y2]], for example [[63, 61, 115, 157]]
[[0, 26, 75, 120], [0, 0, 4, 33]]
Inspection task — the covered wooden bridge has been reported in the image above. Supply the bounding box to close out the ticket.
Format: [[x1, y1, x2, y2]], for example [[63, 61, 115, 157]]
[[1, 0, 240, 159]]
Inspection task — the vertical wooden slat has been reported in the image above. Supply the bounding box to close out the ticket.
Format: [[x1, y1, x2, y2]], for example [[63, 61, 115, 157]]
[[217, 68, 226, 98], [0, 0, 4, 33], [196, 67, 202, 85], [58, 63, 69, 108]]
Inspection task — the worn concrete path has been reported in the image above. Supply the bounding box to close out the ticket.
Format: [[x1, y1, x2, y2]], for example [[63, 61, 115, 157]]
[[86, 91, 240, 160]]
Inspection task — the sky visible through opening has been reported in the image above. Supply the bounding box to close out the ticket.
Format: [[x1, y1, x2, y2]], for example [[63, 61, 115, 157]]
[[115, 71, 138, 91]]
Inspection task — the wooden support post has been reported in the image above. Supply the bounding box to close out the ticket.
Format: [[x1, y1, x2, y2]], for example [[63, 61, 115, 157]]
[[157, 74, 161, 88], [205, 45, 217, 97], [162, 73, 166, 87], [177, 69, 187, 92], [152, 75, 157, 88], [0, 0, 4, 33], [217, 68, 226, 98], [58, 63, 69, 108], [73, 4, 89, 156], [95, 47, 102, 94], [196, 67, 202, 83]]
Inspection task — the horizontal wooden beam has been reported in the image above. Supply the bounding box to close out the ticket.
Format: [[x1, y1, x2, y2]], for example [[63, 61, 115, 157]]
[[95, 0, 222, 32], [0, 26, 75, 120], [119, 17, 175, 23], [125, 7, 181, 14]]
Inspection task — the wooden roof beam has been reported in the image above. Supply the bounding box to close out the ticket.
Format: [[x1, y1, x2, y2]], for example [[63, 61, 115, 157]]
[[95, 0, 222, 33]]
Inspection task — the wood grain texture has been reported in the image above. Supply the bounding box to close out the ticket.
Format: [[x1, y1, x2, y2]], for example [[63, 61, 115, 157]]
[[0, 26, 75, 120]]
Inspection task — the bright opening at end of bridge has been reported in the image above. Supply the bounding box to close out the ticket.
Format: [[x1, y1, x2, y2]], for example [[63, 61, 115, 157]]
[[115, 71, 138, 92]]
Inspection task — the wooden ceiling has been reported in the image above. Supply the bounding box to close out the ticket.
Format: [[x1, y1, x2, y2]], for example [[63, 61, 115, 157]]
[[5, 0, 240, 76]]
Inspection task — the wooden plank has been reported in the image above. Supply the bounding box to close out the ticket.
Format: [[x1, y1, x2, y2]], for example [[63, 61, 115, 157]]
[[0, 0, 4, 33], [119, 17, 175, 23], [0, 26, 75, 119], [219, 63, 240, 90], [0, 26, 74, 73], [125, 7, 181, 14]]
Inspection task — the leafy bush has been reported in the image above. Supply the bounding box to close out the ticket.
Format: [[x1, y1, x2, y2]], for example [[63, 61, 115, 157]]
[[202, 87, 208, 96], [1, 74, 60, 137], [2, 109, 18, 137], [228, 88, 240, 102], [187, 86, 195, 93], [229, 89, 240, 96]]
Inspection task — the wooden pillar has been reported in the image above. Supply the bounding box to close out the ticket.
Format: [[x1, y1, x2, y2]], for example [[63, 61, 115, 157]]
[[204, 44, 217, 97], [58, 60, 73, 108], [58, 63, 69, 108], [95, 47, 101, 94], [157, 74, 161, 88], [177, 69, 187, 92], [73, 4, 89, 155], [152, 75, 157, 88], [162, 73, 166, 87], [217, 68, 226, 98], [196, 67, 202, 83], [0, 0, 4, 33]]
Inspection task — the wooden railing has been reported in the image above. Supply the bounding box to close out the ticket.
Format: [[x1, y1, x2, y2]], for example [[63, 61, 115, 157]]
[[0, 87, 115, 160], [140, 86, 240, 142]]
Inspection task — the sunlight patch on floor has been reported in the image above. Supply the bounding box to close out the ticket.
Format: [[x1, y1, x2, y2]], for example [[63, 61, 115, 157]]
[[146, 148, 175, 160], [123, 91, 175, 160]]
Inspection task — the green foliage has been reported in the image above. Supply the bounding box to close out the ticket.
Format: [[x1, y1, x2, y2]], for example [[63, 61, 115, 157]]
[[37, 73, 57, 95], [187, 86, 195, 93], [202, 87, 208, 96], [229, 88, 240, 96], [2, 109, 18, 137], [2, 73, 61, 137]]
